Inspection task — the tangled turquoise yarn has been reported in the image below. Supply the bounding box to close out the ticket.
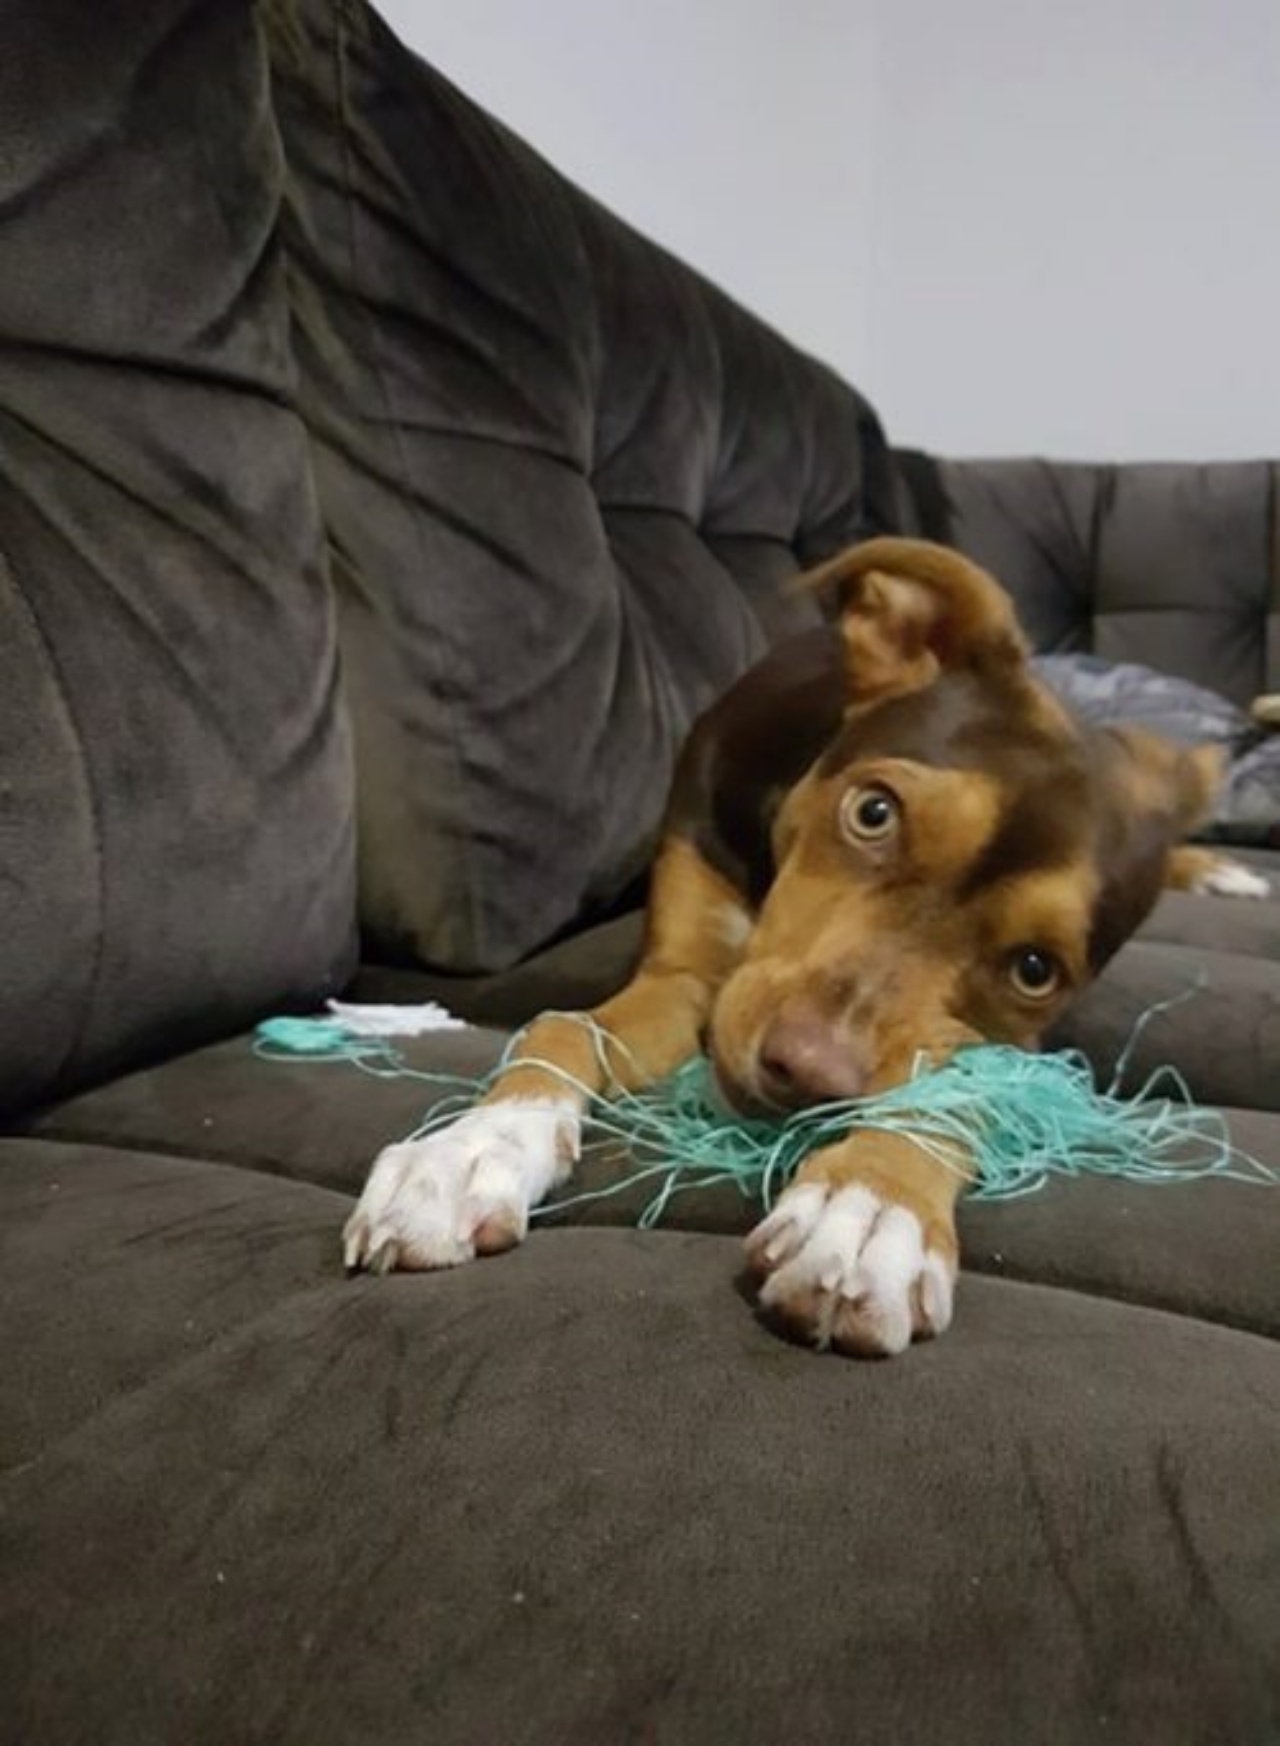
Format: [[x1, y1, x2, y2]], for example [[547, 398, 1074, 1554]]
[[254, 1002, 1275, 1229]]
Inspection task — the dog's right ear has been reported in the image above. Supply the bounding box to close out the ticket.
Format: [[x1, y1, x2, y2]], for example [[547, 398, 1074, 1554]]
[[801, 537, 1028, 711]]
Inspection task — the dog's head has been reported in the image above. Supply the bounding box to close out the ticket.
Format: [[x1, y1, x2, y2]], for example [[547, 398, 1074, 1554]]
[[708, 538, 1219, 1114]]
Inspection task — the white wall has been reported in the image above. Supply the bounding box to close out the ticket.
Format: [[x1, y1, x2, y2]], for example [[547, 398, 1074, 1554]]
[[866, 0, 1280, 459], [377, 0, 877, 391], [375, 0, 1280, 462]]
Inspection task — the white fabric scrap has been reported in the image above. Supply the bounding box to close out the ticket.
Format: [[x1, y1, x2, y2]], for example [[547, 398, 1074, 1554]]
[[325, 999, 468, 1037]]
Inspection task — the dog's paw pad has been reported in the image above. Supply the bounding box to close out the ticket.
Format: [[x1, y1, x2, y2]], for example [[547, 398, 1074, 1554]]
[[342, 1099, 579, 1274]]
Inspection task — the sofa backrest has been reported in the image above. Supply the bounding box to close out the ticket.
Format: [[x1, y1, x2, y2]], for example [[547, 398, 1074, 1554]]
[[896, 452, 1280, 706], [0, 0, 357, 1114], [269, 0, 895, 975]]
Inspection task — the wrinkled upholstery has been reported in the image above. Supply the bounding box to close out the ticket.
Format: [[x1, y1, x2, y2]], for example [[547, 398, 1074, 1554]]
[[3, 1164, 1278, 1746], [3, 4, 1280, 1743], [0, 0, 356, 1113], [270, 0, 894, 972]]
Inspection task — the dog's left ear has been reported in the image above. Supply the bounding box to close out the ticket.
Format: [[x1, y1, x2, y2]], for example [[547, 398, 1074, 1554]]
[[801, 537, 1028, 710]]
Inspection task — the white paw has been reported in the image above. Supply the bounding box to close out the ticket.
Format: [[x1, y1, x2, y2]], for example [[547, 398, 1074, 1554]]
[[342, 1098, 580, 1274], [1191, 857, 1270, 900], [744, 1181, 955, 1357]]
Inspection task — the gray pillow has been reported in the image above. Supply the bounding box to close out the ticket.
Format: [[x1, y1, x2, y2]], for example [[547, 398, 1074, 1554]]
[[1221, 738, 1280, 828]]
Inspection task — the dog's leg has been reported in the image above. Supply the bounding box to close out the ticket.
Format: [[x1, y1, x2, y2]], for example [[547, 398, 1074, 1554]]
[[1165, 844, 1270, 900], [343, 840, 750, 1273], [744, 1132, 968, 1358]]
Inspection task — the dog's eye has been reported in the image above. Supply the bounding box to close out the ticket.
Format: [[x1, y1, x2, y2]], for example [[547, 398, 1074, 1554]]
[[1008, 946, 1060, 1000], [841, 784, 900, 843]]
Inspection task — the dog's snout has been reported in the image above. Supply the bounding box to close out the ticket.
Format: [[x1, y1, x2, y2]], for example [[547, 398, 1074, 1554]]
[[757, 1007, 867, 1109]]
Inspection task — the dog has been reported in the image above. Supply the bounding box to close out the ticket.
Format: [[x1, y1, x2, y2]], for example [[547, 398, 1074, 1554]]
[[343, 538, 1267, 1357]]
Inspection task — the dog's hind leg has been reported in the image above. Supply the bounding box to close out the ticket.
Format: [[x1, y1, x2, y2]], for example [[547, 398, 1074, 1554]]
[[1165, 844, 1270, 899]]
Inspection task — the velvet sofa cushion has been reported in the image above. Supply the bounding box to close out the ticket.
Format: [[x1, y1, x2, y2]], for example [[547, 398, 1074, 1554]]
[[17, 1054, 1280, 1337], [18, 896, 1280, 1341], [267, 0, 894, 975], [896, 451, 1280, 706], [3, 1140, 1277, 1744], [0, 0, 356, 1115]]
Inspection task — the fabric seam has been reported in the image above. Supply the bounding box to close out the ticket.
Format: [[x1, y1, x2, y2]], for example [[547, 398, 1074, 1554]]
[[0, 535, 106, 1093], [330, 0, 484, 962]]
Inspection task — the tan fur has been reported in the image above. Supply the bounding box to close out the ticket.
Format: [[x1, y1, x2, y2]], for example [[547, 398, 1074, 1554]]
[[974, 863, 1099, 990], [711, 760, 1014, 1103], [800, 536, 1028, 711], [1164, 845, 1231, 892], [491, 837, 748, 1102], [793, 1133, 966, 1260], [1108, 727, 1223, 831]]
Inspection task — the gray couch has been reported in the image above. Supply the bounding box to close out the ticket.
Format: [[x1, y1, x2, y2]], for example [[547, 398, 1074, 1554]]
[[3, 3, 1278, 1741]]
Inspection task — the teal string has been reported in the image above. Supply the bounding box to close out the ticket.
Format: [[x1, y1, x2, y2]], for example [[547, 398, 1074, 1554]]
[[255, 1017, 356, 1055], [252, 1018, 479, 1100], [252, 1001, 1277, 1228]]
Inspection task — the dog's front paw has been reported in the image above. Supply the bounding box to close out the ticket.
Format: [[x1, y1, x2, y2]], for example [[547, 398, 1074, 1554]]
[[744, 1180, 956, 1358], [342, 1098, 579, 1274]]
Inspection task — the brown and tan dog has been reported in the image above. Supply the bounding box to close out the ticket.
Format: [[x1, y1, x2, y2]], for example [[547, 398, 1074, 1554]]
[[344, 538, 1266, 1356]]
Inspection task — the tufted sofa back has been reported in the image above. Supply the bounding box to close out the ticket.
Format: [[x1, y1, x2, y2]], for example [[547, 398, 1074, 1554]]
[[896, 452, 1280, 707], [269, 0, 894, 975], [0, 0, 358, 1115]]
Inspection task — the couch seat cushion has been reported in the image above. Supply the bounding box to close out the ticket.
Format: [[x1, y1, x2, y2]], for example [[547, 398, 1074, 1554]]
[[1051, 936, 1280, 1112], [2, 1167, 1277, 1746], [17, 1024, 1280, 1339], [0, 1138, 346, 1469], [14, 1027, 510, 1195]]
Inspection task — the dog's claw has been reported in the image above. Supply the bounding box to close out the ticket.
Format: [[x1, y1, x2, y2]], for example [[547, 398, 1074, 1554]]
[[341, 1215, 368, 1274], [371, 1237, 400, 1276]]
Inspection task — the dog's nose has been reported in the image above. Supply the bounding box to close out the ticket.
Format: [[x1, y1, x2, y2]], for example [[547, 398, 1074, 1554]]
[[756, 1009, 867, 1109]]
